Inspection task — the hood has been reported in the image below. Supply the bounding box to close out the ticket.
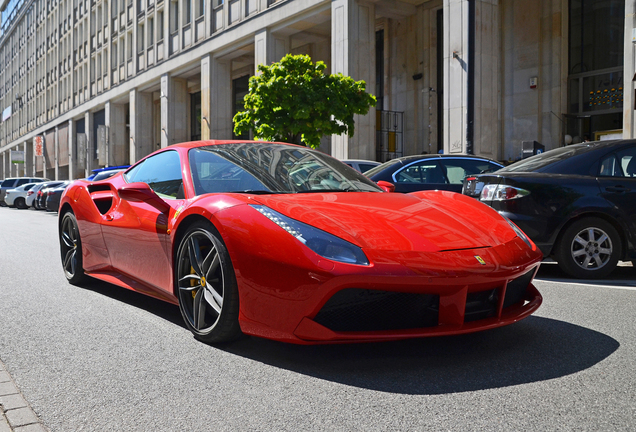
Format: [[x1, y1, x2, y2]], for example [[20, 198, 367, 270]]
[[251, 191, 516, 252]]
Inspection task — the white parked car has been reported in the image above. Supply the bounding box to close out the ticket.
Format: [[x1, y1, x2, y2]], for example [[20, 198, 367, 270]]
[[4, 183, 37, 209]]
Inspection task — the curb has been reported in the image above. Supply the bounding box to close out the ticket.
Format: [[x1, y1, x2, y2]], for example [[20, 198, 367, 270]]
[[0, 360, 48, 432]]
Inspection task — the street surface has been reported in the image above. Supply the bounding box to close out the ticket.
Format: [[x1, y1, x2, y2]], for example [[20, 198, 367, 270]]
[[1, 207, 635, 431]]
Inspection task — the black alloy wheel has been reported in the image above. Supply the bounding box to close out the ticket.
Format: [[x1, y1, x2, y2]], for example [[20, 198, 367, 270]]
[[59, 212, 87, 285], [175, 221, 241, 343], [556, 217, 621, 279]]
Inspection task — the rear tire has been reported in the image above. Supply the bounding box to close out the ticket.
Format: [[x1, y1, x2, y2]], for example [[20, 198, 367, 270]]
[[556, 217, 621, 279], [15, 197, 26, 209], [175, 221, 241, 343], [59, 212, 87, 285]]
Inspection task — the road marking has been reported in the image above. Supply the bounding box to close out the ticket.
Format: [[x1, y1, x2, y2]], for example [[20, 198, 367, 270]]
[[536, 278, 636, 291]]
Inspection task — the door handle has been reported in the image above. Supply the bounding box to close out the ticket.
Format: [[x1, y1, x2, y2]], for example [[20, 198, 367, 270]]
[[605, 185, 631, 193]]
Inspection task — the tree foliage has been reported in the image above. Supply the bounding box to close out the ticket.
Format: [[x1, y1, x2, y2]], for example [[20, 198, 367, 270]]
[[233, 54, 376, 148]]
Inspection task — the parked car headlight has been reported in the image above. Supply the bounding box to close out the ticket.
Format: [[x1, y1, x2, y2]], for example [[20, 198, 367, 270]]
[[251, 205, 369, 265]]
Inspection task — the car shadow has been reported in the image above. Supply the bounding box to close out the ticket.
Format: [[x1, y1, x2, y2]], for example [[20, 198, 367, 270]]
[[77, 279, 619, 396], [76, 278, 185, 327], [217, 317, 618, 395]]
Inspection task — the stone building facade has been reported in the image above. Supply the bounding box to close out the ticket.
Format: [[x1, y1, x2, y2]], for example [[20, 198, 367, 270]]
[[0, 0, 632, 180]]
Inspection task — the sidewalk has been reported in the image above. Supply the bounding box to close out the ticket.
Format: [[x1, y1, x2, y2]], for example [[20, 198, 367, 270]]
[[0, 360, 48, 432]]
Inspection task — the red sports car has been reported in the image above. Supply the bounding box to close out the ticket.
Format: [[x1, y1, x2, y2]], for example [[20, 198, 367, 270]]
[[59, 141, 542, 344]]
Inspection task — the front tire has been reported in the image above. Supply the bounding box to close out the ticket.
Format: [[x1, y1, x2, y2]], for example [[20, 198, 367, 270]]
[[556, 217, 621, 279], [60, 212, 87, 285], [175, 222, 241, 343]]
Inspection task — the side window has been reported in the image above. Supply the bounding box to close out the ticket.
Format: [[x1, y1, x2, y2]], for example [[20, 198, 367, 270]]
[[395, 161, 446, 184], [125, 150, 184, 199], [599, 147, 636, 177], [16, 179, 29, 186]]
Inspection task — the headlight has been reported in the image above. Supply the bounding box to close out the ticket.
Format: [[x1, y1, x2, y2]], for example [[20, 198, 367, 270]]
[[251, 205, 369, 265], [504, 216, 534, 250]]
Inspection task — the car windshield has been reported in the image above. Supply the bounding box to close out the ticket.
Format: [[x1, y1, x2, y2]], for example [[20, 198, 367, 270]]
[[189, 143, 383, 195], [499, 142, 607, 173]]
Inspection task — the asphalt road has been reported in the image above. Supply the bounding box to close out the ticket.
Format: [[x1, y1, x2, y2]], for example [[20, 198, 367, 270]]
[[1, 207, 635, 431]]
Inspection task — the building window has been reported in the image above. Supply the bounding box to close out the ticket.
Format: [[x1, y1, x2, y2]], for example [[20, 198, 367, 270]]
[[158, 11, 164, 41], [567, 0, 624, 141], [232, 75, 250, 139], [191, 91, 201, 141], [148, 17, 154, 46], [171, 0, 179, 33]]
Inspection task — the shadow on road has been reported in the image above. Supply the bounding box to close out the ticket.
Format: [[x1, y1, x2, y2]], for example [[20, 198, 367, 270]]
[[218, 317, 618, 395], [77, 277, 619, 396]]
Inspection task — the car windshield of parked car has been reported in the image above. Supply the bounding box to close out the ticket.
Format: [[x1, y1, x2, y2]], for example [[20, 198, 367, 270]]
[[189, 143, 382, 195]]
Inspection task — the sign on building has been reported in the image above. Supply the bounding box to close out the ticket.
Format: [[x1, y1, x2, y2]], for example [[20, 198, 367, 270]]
[[10, 150, 24, 164], [34, 136, 44, 157]]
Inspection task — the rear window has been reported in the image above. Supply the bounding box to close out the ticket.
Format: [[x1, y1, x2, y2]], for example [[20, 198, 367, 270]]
[[499, 144, 596, 173]]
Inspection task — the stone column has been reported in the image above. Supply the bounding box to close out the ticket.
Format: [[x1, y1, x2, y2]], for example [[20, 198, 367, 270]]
[[254, 29, 289, 72], [55, 126, 59, 180], [161, 73, 189, 147], [624, 1, 636, 138], [68, 120, 75, 179], [2, 152, 7, 178], [210, 58, 232, 139], [106, 101, 129, 166], [330, 0, 376, 160], [443, 0, 501, 157], [201, 55, 212, 140], [25, 140, 33, 177], [130, 89, 154, 161], [85, 111, 94, 176]]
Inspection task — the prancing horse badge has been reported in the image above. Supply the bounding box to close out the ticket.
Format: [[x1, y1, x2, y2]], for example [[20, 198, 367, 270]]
[[474, 256, 486, 265]]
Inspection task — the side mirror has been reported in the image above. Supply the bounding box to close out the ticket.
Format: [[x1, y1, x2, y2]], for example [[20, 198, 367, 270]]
[[376, 180, 395, 193], [118, 182, 171, 213]]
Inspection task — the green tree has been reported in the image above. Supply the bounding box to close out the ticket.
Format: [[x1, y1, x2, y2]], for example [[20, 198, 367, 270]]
[[233, 54, 376, 149]]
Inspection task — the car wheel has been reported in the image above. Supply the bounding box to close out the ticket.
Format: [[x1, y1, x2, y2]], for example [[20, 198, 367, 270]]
[[60, 212, 87, 285], [556, 217, 621, 279], [175, 222, 241, 343], [15, 197, 26, 209]]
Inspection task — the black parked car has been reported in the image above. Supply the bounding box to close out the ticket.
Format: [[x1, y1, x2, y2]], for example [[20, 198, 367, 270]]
[[366, 154, 503, 193], [35, 181, 65, 210], [463, 140, 636, 279], [45, 181, 71, 212]]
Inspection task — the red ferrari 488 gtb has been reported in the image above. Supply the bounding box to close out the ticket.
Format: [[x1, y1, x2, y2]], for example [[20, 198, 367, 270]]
[[59, 141, 542, 344]]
